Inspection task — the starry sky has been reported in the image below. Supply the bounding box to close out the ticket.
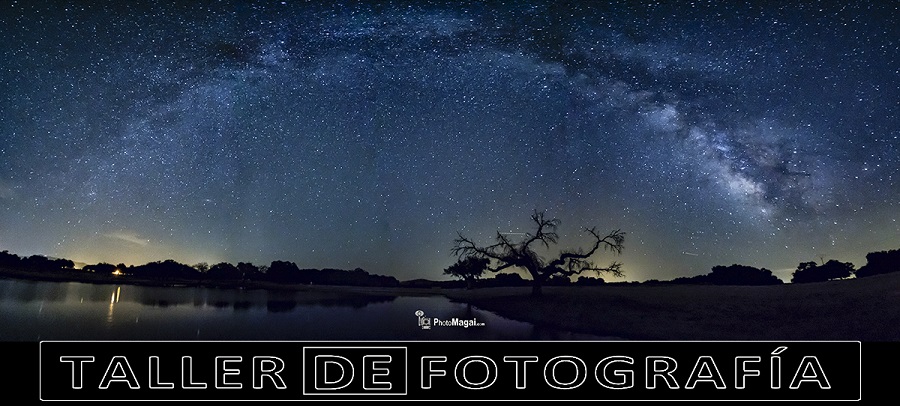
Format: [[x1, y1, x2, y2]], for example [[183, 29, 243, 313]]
[[1, 1, 897, 282]]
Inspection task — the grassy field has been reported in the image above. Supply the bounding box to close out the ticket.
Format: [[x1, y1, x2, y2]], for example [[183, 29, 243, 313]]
[[445, 273, 900, 341]]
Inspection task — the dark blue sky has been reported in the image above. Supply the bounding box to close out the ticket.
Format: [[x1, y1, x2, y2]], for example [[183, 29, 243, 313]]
[[1, 1, 897, 281]]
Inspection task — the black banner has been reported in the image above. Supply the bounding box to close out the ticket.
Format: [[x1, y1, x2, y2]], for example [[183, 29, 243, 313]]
[[35, 341, 862, 401]]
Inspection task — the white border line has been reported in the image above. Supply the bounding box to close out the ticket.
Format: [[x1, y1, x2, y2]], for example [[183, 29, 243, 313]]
[[38, 340, 862, 402]]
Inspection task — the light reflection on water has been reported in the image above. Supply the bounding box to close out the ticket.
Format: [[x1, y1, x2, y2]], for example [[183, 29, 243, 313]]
[[0, 278, 607, 341], [106, 286, 121, 326]]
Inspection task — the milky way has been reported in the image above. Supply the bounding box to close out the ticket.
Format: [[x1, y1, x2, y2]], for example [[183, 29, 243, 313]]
[[1, 2, 897, 281]]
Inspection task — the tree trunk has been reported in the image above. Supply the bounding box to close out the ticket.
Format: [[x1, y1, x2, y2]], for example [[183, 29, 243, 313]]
[[529, 269, 544, 296], [531, 281, 542, 296]]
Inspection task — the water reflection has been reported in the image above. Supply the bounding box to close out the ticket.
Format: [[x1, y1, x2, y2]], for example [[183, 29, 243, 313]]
[[106, 286, 121, 325], [117, 285, 400, 312], [266, 300, 297, 313], [0, 278, 610, 341], [8, 280, 40, 303]]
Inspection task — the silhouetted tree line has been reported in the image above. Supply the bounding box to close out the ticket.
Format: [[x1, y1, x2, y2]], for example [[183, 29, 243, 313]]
[[399, 278, 464, 288], [264, 260, 399, 287], [787, 249, 900, 283], [668, 264, 784, 286], [129, 260, 199, 280], [83, 262, 126, 274], [316, 247, 898, 287], [855, 248, 900, 278], [791, 260, 854, 283], [0, 250, 398, 288], [0, 251, 74, 272], [203, 262, 266, 281], [132, 260, 400, 287], [659, 249, 900, 285], [441, 247, 900, 287], [3, 246, 900, 289]]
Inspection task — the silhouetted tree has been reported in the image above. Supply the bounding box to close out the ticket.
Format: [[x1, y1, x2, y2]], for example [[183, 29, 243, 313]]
[[193, 262, 210, 273], [475, 273, 526, 288], [0, 250, 21, 268], [706, 264, 783, 285], [545, 274, 572, 286], [791, 262, 818, 283], [19, 255, 73, 272], [266, 260, 311, 284], [668, 276, 696, 284], [130, 259, 199, 280], [84, 263, 116, 274], [452, 210, 625, 296], [401, 278, 463, 288], [300, 267, 399, 287], [23, 255, 50, 271], [237, 262, 263, 281], [855, 249, 900, 278], [819, 260, 855, 280], [443, 257, 489, 289], [491, 272, 528, 287], [575, 276, 605, 286], [791, 260, 855, 283], [207, 262, 241, 280]]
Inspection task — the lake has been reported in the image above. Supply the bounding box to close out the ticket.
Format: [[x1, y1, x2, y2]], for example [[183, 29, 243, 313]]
[[0, 278, 602, 341]]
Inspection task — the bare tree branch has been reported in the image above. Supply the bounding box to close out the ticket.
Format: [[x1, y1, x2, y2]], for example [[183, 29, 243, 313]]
[[450, 211, 625, 296], [521, 210, 560, 252], [548, 228, 625, 269]]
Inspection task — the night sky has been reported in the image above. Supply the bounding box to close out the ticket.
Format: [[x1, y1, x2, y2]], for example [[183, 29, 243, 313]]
[[1, 1, 897, 282]]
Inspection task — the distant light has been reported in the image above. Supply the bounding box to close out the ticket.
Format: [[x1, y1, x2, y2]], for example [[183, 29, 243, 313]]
[[112, 269, 123, 276]]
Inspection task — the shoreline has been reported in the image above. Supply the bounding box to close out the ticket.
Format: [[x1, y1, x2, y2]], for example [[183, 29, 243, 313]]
[[443, 275, 900, 341], [0, 267, 444, 297], [2, 267, 899, 341]]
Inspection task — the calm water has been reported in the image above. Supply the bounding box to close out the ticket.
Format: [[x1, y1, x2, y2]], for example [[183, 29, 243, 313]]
[[0, 278, 603, 341]]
